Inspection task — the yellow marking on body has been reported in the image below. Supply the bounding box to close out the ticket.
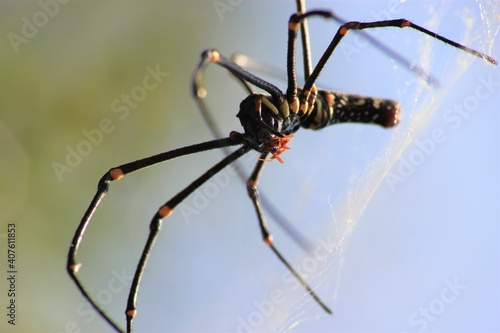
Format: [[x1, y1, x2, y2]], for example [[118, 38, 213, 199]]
[[354, 99, 366, 106], [300, 90, 311, 115], [313, 99, 323, 124], [110, 168, 124, 181], [263, 97, 286, 117], [261, 96, 280, 116], [340, 26, 349, 36], [307, 104, 315, 114], [158, 205, 173, 218], [307, 86, 318, 113], [265, 235, 274, 246], [328, 104, 334, 121], [289, 97, 299, 114], [300, 102, 308, 114], [325, 93, 335, 107]]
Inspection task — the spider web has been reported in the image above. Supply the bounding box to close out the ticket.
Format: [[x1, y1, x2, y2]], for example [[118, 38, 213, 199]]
[[268, 1, 499, 332]]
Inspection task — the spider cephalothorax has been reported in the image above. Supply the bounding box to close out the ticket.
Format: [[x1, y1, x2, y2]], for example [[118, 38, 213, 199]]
[[237, 94, 301, 140]]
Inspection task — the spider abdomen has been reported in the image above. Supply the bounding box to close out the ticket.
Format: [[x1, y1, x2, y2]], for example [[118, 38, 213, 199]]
[[301, 90, 400, 130]]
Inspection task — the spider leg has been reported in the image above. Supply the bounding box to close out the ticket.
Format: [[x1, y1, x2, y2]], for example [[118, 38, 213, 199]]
[[286, 10, 497, 112], [192, 49, 316, 254], [299, 13, 497, 96], [295, 0, 313, 81], [67, 137, 243, 333], [125, 144, 251, 332], [246, 153, 332, 315], [193, 49, 285, 103]]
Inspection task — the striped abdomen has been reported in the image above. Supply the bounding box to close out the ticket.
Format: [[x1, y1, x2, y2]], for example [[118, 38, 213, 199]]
[[301, 90, 400, 130]]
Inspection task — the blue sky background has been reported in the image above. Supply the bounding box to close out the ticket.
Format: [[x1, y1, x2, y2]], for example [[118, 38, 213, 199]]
[[0, 1, 498, 332]]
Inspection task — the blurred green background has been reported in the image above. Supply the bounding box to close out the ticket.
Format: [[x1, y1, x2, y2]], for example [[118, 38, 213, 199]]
[[1, 1, 269, 332], [1, 1, 498, 333]]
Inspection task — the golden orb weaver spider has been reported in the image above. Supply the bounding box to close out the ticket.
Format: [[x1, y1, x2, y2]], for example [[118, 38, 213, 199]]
[[67, 1, 497, 332]]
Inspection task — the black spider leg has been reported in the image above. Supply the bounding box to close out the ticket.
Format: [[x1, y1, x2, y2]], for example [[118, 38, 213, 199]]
[[194, 50, 332, 314], [193, 51, 316, 254], [125, 141, 252, 332], [287, 11, 497, 108], [67, 137, 246, 333], [295, 0, 313, 81], [246, 152, 332, 314]]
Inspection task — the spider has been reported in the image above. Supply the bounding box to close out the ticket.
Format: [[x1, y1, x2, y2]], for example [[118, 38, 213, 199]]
[[67, 1, 497, 332]]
